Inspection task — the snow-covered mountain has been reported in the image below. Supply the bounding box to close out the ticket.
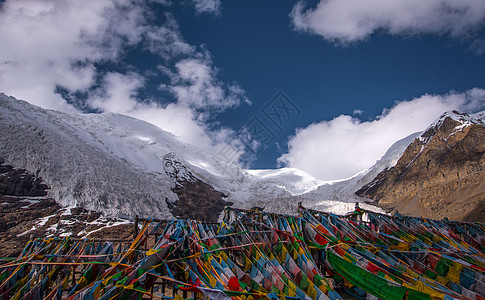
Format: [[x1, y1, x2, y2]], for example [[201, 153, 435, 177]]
[[0, 93, 413, 219], [244, 131, 421, 215]]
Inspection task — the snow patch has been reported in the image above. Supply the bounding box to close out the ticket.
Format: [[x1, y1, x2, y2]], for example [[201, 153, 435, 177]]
[[77, 218, 131, 238], [37, 214, 57, 227], [17, 226, 36, 237]]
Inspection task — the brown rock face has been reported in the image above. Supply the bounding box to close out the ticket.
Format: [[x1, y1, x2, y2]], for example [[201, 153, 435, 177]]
[[357, 112, 485, 222], [163, 153, 231, 222], [170, 179, 230, 222]]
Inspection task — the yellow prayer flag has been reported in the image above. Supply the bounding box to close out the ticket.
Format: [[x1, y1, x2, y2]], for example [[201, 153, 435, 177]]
[[146, 249, 158, 256], [437, 276, 449, 287], [404, 281, 444, 299], [446, 267, 460, 284], [288, 280, 297, 296], [453, 262, 464, 272], [244, 256, 252, 272], [307, 284, 317, 299], [220, 251, 228, 261]]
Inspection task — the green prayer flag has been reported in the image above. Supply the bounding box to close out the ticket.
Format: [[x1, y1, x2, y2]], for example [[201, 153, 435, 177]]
[[327, 251, 408, 300], [424, 268, 437, 280]]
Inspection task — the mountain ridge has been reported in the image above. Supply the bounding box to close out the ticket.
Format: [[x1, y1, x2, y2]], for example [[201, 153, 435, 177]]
[[357, 110, 485, 221]]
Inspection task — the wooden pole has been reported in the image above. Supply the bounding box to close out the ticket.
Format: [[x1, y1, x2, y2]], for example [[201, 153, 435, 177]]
[[134, 215, 139, 238]]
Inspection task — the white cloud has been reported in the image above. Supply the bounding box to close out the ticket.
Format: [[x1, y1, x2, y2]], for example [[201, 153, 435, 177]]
[[191, 0, 221, 15], [144, 13, 196, 60], [89, 72, 145, 114], [279, 89, 485, 181], [0, 0, 107, 111], [0, 0, 147, 110], [471, 38, 485, 55], [291, 0, 485, 44], [353, 109, 363, 115], [161, 55, 248, 114], [0, 0, 246, 159]]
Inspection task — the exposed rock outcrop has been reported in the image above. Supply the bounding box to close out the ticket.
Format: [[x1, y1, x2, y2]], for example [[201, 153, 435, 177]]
[[163, 153, 231, 222], [357, 111, 485, 222], [0, 158, 48, 196]]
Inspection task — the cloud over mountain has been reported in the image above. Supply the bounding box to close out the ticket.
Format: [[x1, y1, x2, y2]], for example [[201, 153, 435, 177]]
[[279, 88, 485, 180]]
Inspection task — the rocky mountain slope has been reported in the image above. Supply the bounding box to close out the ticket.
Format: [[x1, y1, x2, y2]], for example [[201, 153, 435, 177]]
[[357, 111, 485, 222], [0, 160, 133, 258]]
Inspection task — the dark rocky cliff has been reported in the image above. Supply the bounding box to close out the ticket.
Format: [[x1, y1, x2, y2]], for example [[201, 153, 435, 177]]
[[163, 153, 231, 222]]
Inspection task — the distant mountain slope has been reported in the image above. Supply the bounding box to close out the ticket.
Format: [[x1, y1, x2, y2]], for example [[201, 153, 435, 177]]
[[357, 111, 485, 222]]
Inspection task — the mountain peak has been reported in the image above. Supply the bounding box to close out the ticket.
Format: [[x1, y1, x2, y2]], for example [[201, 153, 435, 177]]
[[419, 109, 483, 145], [433, 109, 484, 129]]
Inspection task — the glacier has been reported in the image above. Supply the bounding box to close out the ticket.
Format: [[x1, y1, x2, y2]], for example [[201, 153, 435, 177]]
[[0, 93, 418, 219]]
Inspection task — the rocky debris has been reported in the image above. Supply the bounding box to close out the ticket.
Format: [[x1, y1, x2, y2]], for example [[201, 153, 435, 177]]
[[0, 161, 133, 258], [0, 195, 134, 258], [0, 195, 59, 257], [163, 153, 231, 222], [357, 112, 485, 222]]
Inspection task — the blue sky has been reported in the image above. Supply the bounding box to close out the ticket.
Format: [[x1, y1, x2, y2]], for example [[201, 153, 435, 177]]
[[174, 1, 485, 171], [1, 0, 485, 180]]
